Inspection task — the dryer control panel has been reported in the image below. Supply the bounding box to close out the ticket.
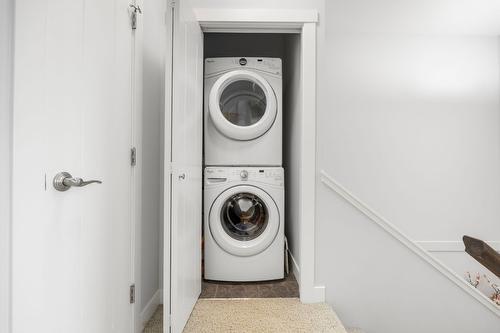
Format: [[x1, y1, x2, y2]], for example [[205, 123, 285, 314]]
[[204, 57, 282, 77], [205, 167, 284, 187]]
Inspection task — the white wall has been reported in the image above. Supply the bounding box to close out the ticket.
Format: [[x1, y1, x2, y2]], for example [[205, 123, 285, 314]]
[[283, 34, 302, 274], [316, 0, 500, 331], [0, 0, 14, 331], [319, 33, 500, 242], [141, 0, 166, 317], [191, 0, 324, 12]]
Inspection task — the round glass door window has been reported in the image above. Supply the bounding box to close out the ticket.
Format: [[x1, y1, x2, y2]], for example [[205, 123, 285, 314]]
[[219, 80, 267, 127], [220, 192, 268, 241], [209, 70, 277, 141]]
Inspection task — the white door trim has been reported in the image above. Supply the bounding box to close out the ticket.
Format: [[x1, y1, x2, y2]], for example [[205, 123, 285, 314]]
[[0, 0, 14, 330], [131, 1, 144, 332], [194, 9, 324, 304], [163, 3, 174, 332], [195, 9, 318, 33], [299, 21, 325, 303]]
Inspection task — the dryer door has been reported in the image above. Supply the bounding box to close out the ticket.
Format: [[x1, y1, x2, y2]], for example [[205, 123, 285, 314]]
[[209, 70, 277, 141], [209, 185, 280, 257]]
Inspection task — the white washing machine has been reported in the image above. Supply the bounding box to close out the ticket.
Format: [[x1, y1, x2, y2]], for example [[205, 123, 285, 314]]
[[204, 57, 282, 166], [204, 166, 284, 281]]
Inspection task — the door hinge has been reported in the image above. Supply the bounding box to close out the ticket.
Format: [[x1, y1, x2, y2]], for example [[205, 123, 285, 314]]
[[130, 147, 137, 166], [129, 4, 142, 30], [129, 284, 136, 304]]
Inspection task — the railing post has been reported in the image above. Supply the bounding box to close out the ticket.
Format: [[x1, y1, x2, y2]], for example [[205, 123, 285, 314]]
[[463, 235, 500, 278]]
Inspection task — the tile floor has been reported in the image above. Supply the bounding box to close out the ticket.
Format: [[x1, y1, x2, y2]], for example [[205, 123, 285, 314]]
[[200, 272, 299, 298]]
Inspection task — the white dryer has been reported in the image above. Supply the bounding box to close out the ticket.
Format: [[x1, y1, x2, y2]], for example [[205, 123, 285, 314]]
[[204, 167, 284, 281], [204, 57, 282, 166]]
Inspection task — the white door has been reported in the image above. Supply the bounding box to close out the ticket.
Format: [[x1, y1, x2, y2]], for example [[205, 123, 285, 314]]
[[165, 0, 203, 332], [12, 1, 139, 332]]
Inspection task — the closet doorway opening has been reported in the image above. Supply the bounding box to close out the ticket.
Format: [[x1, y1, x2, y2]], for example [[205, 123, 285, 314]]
[[202, 33, 299, 299], [195, 10, 323, 304]]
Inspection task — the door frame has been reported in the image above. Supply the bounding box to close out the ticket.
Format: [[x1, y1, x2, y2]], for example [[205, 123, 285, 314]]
[[0, 0, 14, 331], [162, 2, 174, 331], [195, 8, 325, 303], [194, 8, 323, 303], [163, 8, 324, 317], [131, 1, 144, 332]]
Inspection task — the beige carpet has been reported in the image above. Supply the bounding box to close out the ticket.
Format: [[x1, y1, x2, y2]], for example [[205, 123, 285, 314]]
[[143, 305, 162, 333], [189, 298, 347, 333], [144, 299, 353, 333]]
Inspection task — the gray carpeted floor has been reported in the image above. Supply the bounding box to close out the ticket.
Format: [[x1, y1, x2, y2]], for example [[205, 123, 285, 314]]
[[143, 299, 364, 333]]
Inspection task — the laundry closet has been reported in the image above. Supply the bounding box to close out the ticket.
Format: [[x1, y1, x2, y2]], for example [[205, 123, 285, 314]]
[[200, 33, 304, 298], [155, 13, 319, 328]]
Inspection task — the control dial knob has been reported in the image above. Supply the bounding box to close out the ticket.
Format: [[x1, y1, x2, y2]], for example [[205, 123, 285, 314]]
[[240, 170, 248, 180]]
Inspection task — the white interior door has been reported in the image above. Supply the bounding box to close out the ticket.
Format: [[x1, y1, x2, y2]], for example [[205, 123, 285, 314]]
[[166, 0, 204, 332], [12, 1, 138, 332]]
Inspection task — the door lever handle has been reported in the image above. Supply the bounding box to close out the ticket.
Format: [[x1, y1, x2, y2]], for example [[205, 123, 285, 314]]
[[53, 172, 102, 192], [63, 177, 102, 187]]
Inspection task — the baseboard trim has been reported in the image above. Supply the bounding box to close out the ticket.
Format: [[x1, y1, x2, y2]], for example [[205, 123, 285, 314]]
[[288, 250, 326, 303], [416, 241, 500, 252], [140, 289, 162, 329], [288, 250, 300, 286], [320, 169, 500, 317]]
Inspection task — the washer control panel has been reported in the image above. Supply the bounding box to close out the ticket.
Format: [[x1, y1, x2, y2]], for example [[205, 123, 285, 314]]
[[205, 167, 284, 186]]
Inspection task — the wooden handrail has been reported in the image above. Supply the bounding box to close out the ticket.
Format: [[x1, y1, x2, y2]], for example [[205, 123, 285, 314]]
[[463, 235, 500, 278]]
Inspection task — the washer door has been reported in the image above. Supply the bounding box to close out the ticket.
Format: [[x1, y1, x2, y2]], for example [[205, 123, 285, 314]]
[[209, 70, 277, 141], [209, 185, 280, 257]]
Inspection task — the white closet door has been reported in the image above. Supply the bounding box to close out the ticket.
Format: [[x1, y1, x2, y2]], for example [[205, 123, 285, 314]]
[[167, 0, 204, 332]]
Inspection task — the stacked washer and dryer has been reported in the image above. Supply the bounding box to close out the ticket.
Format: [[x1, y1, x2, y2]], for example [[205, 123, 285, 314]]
[[203, 57, 285, 281]]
